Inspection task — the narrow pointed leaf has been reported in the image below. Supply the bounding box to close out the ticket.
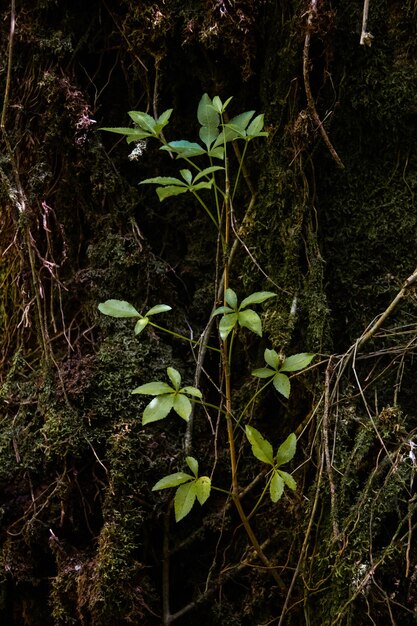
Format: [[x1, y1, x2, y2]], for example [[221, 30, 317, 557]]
[[186, 456, 199, 477], [190, 181, 213, 193], [180, 169, 193, 184], [167, 367, 181, 390], [173, 394, 192, 421], [99, 127, 151, 141], [278, 470, 297, 491], [181, 386, 202, 398], [211, 95, 223, 113], [146, 304, 172, 316], [152, 472, 193, 490], [174, 482, 197, 522], [280, 353, 315, 372], [132, 382, 174, 395], [247, 113, 267, 137], [212, 306, 233, 316], [273, 373, 291, 398], [156, 186, 190, 201], [212, 126, 240, 147], [237, 309, 262, 336], [98, 300, 140, 318], [140, 176, 187, 186], [251, 367, 275, 379], [197, 93, 220, 129], [193, 166, 224, 183], [264, 348, 280, 370], [157, 108, 173, 126], [270, 471, 285, 503], [219, 312, 238, 341], [225, 288, 238, 309], [160, 140, 206, 158], [195, 476, 211, 505], [240, 291, 276, 308], [134, 318, 149, 335], [245, 425, 274, 465], [276, 433, 297, 466], [142, 395, 174, 424]]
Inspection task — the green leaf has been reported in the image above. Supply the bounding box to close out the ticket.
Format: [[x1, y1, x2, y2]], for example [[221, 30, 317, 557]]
[[251, 367, 275, 379], [167, 367, 181, 390], [227, 110, 255, 132], [240, 291, 276, 308], [207, 146, 225, 160], [280, 353, 315, 372], [191, 181, 213, 193], [175, 481, 197, 522], [278, 470, 297, 491], [156, 186, 190, 201], [173, 393, 192, 421], [128, 110, 156, 132], [142, 395, 174, 424], [156, 108, 173, 126], [237, 309, 262, 336], [211, 96, 223, 113], [152, 472, 193, 490], [273, 373, 291, 398], [98, 299, 140, 318], [180, 169, 193, 184], [134, 318, 149, 335], [132, 381, 174, 395], [140, 176, 187, 186], [219, 312, 238, 341], [186, 456, 199, 477], [193, 166, 224, 183], [276, 433, 297, 466], [264, 348, 280, 370], [180, 386, 202, 398], [212, 306, 233, 316], [246, 113, 268, 138], [245, 425, 274, 465], [145, 304, 172, 316], [199, 125, 220, 148], [197, 93, 220, 129], [99, 127, 152, 141], [270, 471, 285, 503], [195, 476, 211, 505], [225, 288, 238, 309], [212, 126, 240, 147], [160, 140, 206, 158]]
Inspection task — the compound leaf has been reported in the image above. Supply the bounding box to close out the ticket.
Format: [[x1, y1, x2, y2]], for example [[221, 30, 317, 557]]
[[238, 309, 262, 336], [245, 425, 274, 465], [142, 395, 174, 425]]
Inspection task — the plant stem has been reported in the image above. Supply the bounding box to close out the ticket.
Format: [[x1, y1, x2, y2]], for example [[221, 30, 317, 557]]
[[150, 322, 220, 352]]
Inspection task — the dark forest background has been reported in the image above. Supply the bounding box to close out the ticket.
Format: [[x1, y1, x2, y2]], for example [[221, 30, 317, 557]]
[[1, 1, 417, 624]]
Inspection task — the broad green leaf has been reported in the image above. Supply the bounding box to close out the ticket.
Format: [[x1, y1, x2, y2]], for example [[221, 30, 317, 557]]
[[132, 381, 173, 395], [142, 395, 174, 424], [270, 471, 285, 503], [276, 433, 297, 466], [278, 470, 297, 491], [181, 386, 202, 398], [251, 367, 275, 379], [160, 140, 206, 158], [240, 291, 276, 308], [273, 373, 291, 398], [156, 186, 190, 201], [156, 108, 173, 126], [99, 127, 151, 141], [280, 353, 315, 372], [140, 176, 186, 186], [167, 367, 181, 390], [134, 318, 149, 335], [225, 288, 238, 309], [173, 393, 192, 421], [207, 146, 225, 159], [199, 125, 219, 148], [228, 110, 255, 131], [175, 481, 197, 522], [146, 304, 172, 316], [219, 312, 238, 341], [193, 166, 224, 183], [212, 306, 233, 316], [191, 181, 213, 193], [98, 299, 140, 318], [128, 110, 156, 132], [195, 476, 211, 505], [237, 309, 262, 336], [180, 169, 193, 184], [152, 472, 193, 490], [264, 348, 280, 370], [247, 113, 267, 137], [212, 126, 240, 147], [186, 456, 199, 477], [245, 425, 274, 465], [197, 93, 220, 129]]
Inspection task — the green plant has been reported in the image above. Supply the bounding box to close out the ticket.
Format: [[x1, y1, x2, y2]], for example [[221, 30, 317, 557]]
[[98, 94, 314, 608]]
